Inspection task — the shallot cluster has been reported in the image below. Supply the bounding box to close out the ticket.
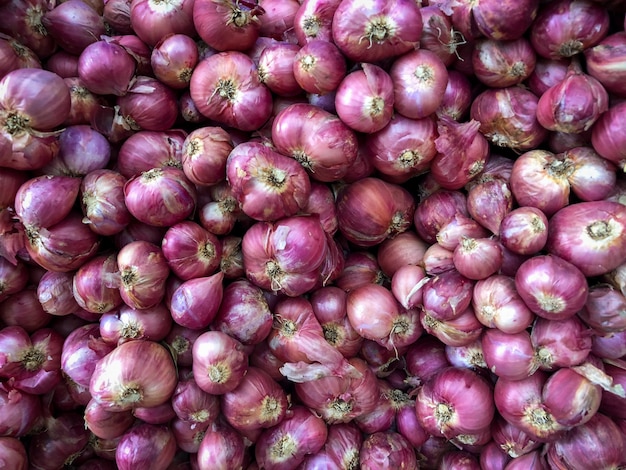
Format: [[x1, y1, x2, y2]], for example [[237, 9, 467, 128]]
[[1, 0, 626, 468]]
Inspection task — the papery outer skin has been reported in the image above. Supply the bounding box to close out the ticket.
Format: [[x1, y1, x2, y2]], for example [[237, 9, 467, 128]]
[[220, 366, 288, 431], [115, 423, 177, 470]]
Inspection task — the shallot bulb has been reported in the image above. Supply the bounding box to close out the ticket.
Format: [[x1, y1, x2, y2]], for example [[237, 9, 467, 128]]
[[220, 366, 288, 432], [335, 63, 394, 134], [242, 215, 328, 297], [189, 50, 272, 131], [161, 221, 221, 281], [529, 0, 610, 60], [255, 405, 328, 469], [360, 431, 418, 470], [226, 141, 311, 221], [193, 0, 263, 52], [268, 296, 358, 382], [192, 330, 248, 395], [416, 366, 495, 440], [89, 340, 178, 411], [81, 169, 132, 236], [271, 102, 358, 182], [331, 0, 422, 63], [470, 86, 547, 150], [336, 177, 415, 247], [294, 357, 378, 423], [347, 283, 423, 350], [472, 275, 535, 333], [472, 37, 536, 88], [515, 255, 588, 321], [540, 60, 608, 130], [169, 272, 224, 330], [547, 201, 626, 277], [181, 126, 233, 187], [116, 240, 170, 310], [364, 114, 438, 183]]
